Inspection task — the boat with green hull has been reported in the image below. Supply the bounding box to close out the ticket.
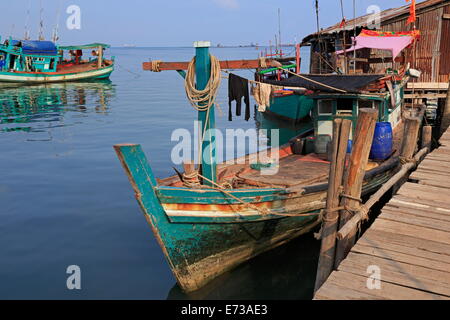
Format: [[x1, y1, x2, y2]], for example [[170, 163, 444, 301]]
[[0, 38, 114, 83], [114, 41, 414, 292], [255, 58, 315, 123]]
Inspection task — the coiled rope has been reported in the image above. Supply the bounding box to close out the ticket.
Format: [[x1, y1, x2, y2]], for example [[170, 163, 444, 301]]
[[184, 55, 222, 112]]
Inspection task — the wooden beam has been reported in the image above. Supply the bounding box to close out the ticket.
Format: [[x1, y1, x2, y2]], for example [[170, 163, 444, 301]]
[[443, 13, 450, 19], [368, 56, 404, 64], [407, 82, 449, 90], [142, 58, 282, 71], [404, 93, 447, 99]]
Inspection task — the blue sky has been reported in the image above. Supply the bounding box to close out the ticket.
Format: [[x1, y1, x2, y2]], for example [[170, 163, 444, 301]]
[[1, 0, 414, 47]]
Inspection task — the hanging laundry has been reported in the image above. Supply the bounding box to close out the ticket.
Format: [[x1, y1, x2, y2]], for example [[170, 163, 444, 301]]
[[252, 83, 272, 112], [228, 73, 250, 121]]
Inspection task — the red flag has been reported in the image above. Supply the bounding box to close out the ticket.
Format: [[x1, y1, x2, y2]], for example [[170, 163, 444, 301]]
[[406, 0, 416, 25]]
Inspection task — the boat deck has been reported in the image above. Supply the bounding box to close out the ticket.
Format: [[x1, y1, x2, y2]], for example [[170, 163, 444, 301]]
[[314, 127, 450, 300], [56, 60, 113, 74]]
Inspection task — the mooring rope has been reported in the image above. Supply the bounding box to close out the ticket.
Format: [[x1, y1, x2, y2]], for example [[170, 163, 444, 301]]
[[184, 55, 222, 112]]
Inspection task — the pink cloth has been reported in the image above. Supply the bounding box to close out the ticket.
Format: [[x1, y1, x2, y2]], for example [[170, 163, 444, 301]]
[[336, 36, 414, 58]]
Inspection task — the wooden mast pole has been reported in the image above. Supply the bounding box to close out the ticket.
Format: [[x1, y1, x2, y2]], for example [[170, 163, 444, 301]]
[[98, 45, 103, 69], [194, 41, 217, 185]]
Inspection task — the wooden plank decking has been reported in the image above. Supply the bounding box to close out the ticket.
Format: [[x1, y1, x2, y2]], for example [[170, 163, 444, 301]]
[[314, 128, 450, 300]]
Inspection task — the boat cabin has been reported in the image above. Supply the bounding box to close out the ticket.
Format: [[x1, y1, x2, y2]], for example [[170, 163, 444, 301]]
[[0, 37, 111, 74], [0, 38, 59, 72], [313, 89, 403, 140]]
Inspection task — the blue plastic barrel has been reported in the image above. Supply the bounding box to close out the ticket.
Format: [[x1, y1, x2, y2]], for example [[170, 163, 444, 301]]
[[370, 122, 393, 160], [346, 140, 353, 154]]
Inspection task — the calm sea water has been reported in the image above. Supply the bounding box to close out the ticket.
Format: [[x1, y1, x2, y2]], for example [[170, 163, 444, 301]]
[[0, 47, 320, 299]]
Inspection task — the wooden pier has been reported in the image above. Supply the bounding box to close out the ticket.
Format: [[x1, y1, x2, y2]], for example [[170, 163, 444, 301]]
[[314, 128, 450, 300]]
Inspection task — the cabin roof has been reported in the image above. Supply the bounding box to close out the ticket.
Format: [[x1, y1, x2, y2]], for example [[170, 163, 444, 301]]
[[21, 40, 58, 56], [301, 0, 448, 44], [58, 43, 110, 50], [264, 74, 385, 93]]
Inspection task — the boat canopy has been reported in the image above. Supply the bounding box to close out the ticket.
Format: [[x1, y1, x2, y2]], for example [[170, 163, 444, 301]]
[[58, 43, 111, 50], [335, 29, 421, 58], [264, 74, 385, 93], [21, 40, 58, 56]]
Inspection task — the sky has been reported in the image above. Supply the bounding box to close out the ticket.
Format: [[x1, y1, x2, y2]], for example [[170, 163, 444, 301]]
[[0, 0, 416, 47]]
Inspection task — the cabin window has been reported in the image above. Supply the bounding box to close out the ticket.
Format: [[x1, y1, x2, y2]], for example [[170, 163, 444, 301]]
[[336, 98, 353, 115], [318, 99, 333, 115], [358, 99, 376, 109]]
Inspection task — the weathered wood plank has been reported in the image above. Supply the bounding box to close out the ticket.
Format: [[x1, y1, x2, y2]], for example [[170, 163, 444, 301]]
[[314, 278, 383, 300], [383, 204, 450, 222], [412, 170, 450, 180], [363, 228, 450, 257], [370, 218, 450, 245], [407, 82, 449, 90], [351, 243, 450, 274], [142, 58, 281, 71], [392, 194, 450, 211], [397, 183, 450, 204], [319, 269, 448, 300], [378, 211, 450, 232], [339, 254, 450, 297]]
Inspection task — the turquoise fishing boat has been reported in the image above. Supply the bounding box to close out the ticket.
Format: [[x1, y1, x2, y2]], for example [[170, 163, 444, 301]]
[[0, 38, 114, 83], [255, 58, 315, 123], [114, 42, 414, 292]]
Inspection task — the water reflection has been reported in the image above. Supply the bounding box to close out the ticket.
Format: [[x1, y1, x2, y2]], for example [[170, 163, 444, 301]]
[[0, 80, 116, 133]]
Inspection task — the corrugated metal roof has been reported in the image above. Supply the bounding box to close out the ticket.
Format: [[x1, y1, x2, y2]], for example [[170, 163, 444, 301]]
[[302, 0, 449, 43]]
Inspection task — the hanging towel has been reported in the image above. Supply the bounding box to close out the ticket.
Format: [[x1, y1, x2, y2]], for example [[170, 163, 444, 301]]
[[252, 83, 272, 112], [228, 73, 250, 121]]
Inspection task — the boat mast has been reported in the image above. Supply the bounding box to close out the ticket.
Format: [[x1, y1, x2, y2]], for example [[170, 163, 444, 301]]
[[340, 0, 347, 74], [38, 0, 45, 41], [278, 8, 282, 57], [24, 0, 31, 40], [353, 0, 356, 73], [195, 41, 217, 185], [315, 0, 322, 73], [52, 0, 63, 43]]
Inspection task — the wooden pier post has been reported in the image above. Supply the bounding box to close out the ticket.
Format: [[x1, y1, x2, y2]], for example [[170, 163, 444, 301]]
[[334, 108, 378, 268], [401, 115, 421, 160], [195, 41, 217, 185], [441, 81, 450, 135], [422, 125, 433, 150], [98, 45, 103, 69], [315, 119, 351, 292]]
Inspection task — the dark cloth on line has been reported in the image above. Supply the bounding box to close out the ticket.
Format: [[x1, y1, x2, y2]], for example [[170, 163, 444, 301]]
[[228, 73, 250, 121]]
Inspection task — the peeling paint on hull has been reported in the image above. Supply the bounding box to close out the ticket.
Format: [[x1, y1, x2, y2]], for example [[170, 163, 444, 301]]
[[114, 144, 398, 293]]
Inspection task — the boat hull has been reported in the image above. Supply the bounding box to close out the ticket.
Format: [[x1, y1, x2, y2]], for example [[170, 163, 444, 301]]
[[262, 94, 314, 123], [114, 144, 398, 292], [0, 64, 114, 83], [144, 211, 320, 292]]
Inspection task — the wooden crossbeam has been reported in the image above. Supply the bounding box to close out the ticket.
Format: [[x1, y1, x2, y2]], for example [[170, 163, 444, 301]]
[[142, 58, 282, 71]]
